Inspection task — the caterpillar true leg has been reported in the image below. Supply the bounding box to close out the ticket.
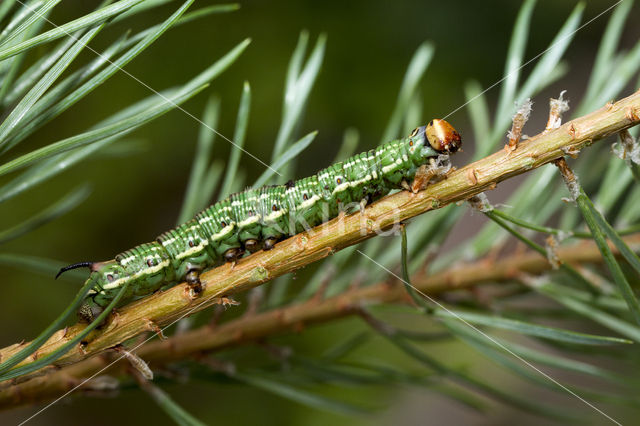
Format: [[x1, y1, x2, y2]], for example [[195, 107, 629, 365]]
[[359, 198, 367, 214], [411, 164, 433, 193]]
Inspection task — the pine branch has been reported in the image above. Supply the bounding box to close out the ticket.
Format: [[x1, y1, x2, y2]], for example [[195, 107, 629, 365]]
[[2, 232, 639, 410], [1, 88, 639, 391]]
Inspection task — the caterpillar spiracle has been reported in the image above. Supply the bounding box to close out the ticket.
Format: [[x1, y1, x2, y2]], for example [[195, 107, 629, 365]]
[[58, 119, 462, 322]]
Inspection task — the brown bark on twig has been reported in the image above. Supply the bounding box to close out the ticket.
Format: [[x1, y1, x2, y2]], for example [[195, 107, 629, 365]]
[[2, 234, 639, 410]]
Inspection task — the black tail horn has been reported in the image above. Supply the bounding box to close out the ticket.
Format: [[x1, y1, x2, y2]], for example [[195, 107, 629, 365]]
[[55, 261, 94, 279]]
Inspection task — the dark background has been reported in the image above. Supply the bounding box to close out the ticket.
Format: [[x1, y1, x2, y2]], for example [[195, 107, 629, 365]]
[[1, 0, 638, 424]]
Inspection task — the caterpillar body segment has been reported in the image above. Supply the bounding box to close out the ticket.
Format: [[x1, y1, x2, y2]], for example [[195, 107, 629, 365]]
[[67, 119, 461, 322]]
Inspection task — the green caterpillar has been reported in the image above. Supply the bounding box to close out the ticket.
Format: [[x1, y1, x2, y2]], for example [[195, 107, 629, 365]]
[[58, 119, 461, 322]]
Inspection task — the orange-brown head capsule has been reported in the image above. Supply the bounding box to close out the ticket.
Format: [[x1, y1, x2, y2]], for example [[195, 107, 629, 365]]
[[426, 119, 462, 154]]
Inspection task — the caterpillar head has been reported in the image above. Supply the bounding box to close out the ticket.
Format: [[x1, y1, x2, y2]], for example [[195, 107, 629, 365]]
[[425, 119, 462, 154]]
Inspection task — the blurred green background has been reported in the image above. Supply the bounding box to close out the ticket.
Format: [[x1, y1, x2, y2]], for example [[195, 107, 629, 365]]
[[1, 0, 639, 424]]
